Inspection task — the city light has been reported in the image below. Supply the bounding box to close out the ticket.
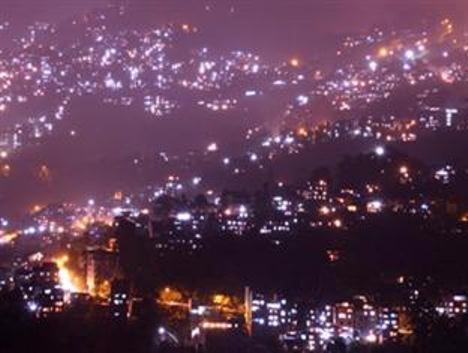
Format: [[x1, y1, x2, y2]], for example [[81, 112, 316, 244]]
[[207, 143, 218, 152], [375, 146, 385, 156], [52, 255, 80, 293], [289, 58, 300, 67], [0, 4, 467, 352]]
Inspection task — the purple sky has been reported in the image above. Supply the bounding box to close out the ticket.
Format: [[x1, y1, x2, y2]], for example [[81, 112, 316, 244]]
[[4, 1, 468, 31], [3, 0, 468, 58]]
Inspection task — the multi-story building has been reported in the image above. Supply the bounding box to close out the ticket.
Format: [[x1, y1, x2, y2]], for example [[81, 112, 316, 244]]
[[84, 246, 119, 296], [437, 295, 468, 318], [19, 262, 65, 317], [110, 279, 130, 320]]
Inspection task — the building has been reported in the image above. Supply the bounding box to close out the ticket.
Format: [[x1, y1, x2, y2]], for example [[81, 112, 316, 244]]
[[84, 247, 119, 296], [21, 262, 65, 317], [110, 279, 131, 320]]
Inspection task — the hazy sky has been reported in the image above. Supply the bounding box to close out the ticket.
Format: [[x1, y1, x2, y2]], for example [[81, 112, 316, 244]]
[[3, 0, 468, 29], [3, 0, 468, 57]]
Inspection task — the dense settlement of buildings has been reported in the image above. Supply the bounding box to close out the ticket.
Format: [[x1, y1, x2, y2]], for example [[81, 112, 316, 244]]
[[0, 5, 467, 352]]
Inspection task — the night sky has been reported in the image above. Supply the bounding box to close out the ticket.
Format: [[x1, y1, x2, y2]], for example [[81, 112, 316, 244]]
[[3, 0, 468, 57]]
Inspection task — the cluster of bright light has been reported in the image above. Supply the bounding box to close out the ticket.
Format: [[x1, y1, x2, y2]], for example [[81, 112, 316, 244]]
[[251, 293, 399, 351], [53, 255, 80, 293]]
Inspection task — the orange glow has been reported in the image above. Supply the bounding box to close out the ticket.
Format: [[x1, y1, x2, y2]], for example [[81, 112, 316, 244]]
[[399, 165, 409, 175], [52, 254, 83, 293], [289, 58, 300, 67], [333, 219, 343, 228], [159, 287, 184, 304], [201, 321, 232, 330], [31, 204, 44, 213], [460, 213, 468, 223], [0, 163, 11, 177], [38, 164, 51, 182], [440, 69, 455, 84], [213, 294, 231, 306], [0, 231, 18, 245], [441, 18, 454, 35], [211, 293, 243, 314], [96, 280, 111, 298], [319, 206, 331, 215], [114, 191, 123, 201], [378, 47, 389, 58], [71, 213, 113, 232], [297, 127, 308, 137]]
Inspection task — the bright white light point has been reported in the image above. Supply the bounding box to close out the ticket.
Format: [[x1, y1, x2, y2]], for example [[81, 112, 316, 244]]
[[296, 95, 309, 106], [290, 58, 300, 67], [369, 61, 378, 71], [0, 151, 7, 159], [368, 200, 383, 212], [87, 199, 95, 206], [366, 332, 377, 343], [333, 219, 342, 228], [320, 330, 332, 341], [158, 327, 166, 335], [223, 158, 230, 165], [59, 266, 76, 292], [400, 166, 409, 174], [405, 49, 415, 60], [192, 177, 202, 185], [27, 302, 38, 312], [207, 143, 218, 152], [375, 146, 385, 156], [176, 212, 191, 222], [250, 153, 258, 162]]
